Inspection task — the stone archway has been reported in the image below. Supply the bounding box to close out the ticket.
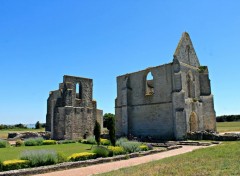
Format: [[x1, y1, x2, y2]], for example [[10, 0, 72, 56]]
[[189, 112, 198, 132]]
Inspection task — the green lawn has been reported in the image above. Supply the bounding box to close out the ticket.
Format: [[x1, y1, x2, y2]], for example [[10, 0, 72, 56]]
[[217, 121, 240, 133], [98, 142, 240, 176], [0, 143, 92, 161], [0, 128, 45, 139]]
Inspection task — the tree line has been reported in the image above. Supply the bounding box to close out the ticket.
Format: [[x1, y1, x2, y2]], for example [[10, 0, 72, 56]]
[[216, 115, 240, 122], [0, 122, 46, 130]]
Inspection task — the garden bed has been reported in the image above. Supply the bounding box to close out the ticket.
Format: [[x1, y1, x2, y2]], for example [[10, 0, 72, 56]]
[[0, 145, 181, 176]]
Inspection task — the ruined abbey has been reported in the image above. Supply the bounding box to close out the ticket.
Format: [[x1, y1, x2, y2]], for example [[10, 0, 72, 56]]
[[46, 75, 103, 140], [115, 32, 216, 140], [46, 32, 216, 141]]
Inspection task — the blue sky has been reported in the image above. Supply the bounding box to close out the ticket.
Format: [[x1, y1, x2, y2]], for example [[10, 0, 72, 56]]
[[0, 1, 239, 124]]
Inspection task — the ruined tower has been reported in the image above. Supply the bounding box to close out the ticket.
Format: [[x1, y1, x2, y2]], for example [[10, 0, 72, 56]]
[[115, 32, 216, 140], [46, 75, 103, 140]]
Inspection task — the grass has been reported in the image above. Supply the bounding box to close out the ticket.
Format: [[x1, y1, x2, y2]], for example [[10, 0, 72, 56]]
[[0, 128, 45, 139], [99, 141, 240, 176], [0, 142, 92, 161], [217, 121, 240, 133]]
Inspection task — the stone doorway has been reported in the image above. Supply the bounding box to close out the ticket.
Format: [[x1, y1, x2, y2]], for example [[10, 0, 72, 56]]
[[189, 112, 198, 132]]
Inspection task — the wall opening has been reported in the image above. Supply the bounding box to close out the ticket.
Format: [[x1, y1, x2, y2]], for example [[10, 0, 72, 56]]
[[76, 83, 82, 99], [189, 112, 198, 132], [146, 72, 154, 95], [187, 72, 195, 98]]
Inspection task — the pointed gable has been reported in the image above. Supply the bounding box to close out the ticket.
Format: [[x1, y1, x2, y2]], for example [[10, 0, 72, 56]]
[[174, 32, 200, 67]]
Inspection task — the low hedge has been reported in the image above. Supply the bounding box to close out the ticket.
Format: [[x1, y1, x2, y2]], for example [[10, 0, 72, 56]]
[[100, 138, 110, 145], [1, 159, 29, 171], [43, 140, 57, 145], [0, 139, 10, 148], [20, 150, 59, 167], [15, 140, 24, 147], [139, 145, 149, 151], [57, 140, 76, 144], [93, 146, 110, 157], [119, 141, 142, 153], [24, 137, 44, 146], [108, 146, 126, 156], [82, 136, 97, 144], [67, 152, 97, 161]]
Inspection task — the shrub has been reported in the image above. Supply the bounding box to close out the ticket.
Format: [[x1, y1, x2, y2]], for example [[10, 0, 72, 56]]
[[103, 113, 115, 128], [43, 140, 57, 145], [78, 137, 83, 143], [139, 145, 149, 151], [15, 140, 24, 147], [24, 137, 44, 146], [35, 121, 41, 129], [108, 116, 116, 146], [94, 121, 101, 146], [57, 152, 67, 163], [116, 137, 129, 146], [67, 152, 97, 161], [57, 140, 76, 144], [93, 146, 110, 157], [1, 160, 29, 171], [20, 150, 59, 167], [83, 136, 96, 144], [120, 141, 142, 153], [198, 66, 207, 73], [0, 160, 2, 171], [100, 138, 110, 145], [0, 139, 9, 148], [108, 146, 126, 156], [146, 143, 153, 150]]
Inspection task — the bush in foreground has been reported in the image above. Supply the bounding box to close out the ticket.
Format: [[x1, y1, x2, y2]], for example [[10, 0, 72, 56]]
[[108, 146, 126, 156], [120, 141, 142, 153], [0, 140, 9, 148], [93, 146, 110, 157], [20, 150, 59, 167], [1, 159, 29, 171], [43, 140, 57, 145], [24, 137, 44, 146], [57, 140, 76, 144], [100, 138, 111, 145], [15, 140, 24, 147], [67, 152, 97, 161], [83, 136, 96, 144], [116, 137, 129, 146], [139, 145, 149, 151]]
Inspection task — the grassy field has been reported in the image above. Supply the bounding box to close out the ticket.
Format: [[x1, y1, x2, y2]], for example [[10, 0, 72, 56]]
[[217, 121, 240, 133], [0, 128, 45, 139], [99, 142, 240, 176], [0, 142, 92, 161]]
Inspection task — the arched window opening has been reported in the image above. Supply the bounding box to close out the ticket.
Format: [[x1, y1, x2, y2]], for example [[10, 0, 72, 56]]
[[76, 83, 82, 99], [146, 72, 154, 95]]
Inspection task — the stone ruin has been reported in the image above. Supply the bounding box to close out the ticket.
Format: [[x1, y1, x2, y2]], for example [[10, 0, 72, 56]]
[[46, 75, 103, 140], [115, 32, 216, 140], [45, 32, 218, 141]]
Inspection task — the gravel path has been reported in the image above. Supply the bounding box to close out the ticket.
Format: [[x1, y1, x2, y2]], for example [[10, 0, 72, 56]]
[[35, 145, 208, 176]]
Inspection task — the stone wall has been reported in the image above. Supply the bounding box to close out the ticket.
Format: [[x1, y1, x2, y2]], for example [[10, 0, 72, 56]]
[[116, 32, 216, 140], [46, 75, 103, 140]]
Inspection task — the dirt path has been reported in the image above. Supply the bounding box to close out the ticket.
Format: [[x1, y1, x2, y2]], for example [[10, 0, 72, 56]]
[[35, 145, 209, 176]]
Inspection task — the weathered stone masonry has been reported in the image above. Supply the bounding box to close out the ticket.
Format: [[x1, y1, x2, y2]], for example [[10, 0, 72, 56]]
[[115, 32, 216, 140], [46, 75, 103, 140]]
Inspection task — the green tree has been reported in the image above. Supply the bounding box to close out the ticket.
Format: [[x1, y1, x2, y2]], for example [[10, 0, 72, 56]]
[[35, 121, 41, 129], [108, 115, 116, 146], [94, 121, 101, 146], [103, 113, 115, 129]]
